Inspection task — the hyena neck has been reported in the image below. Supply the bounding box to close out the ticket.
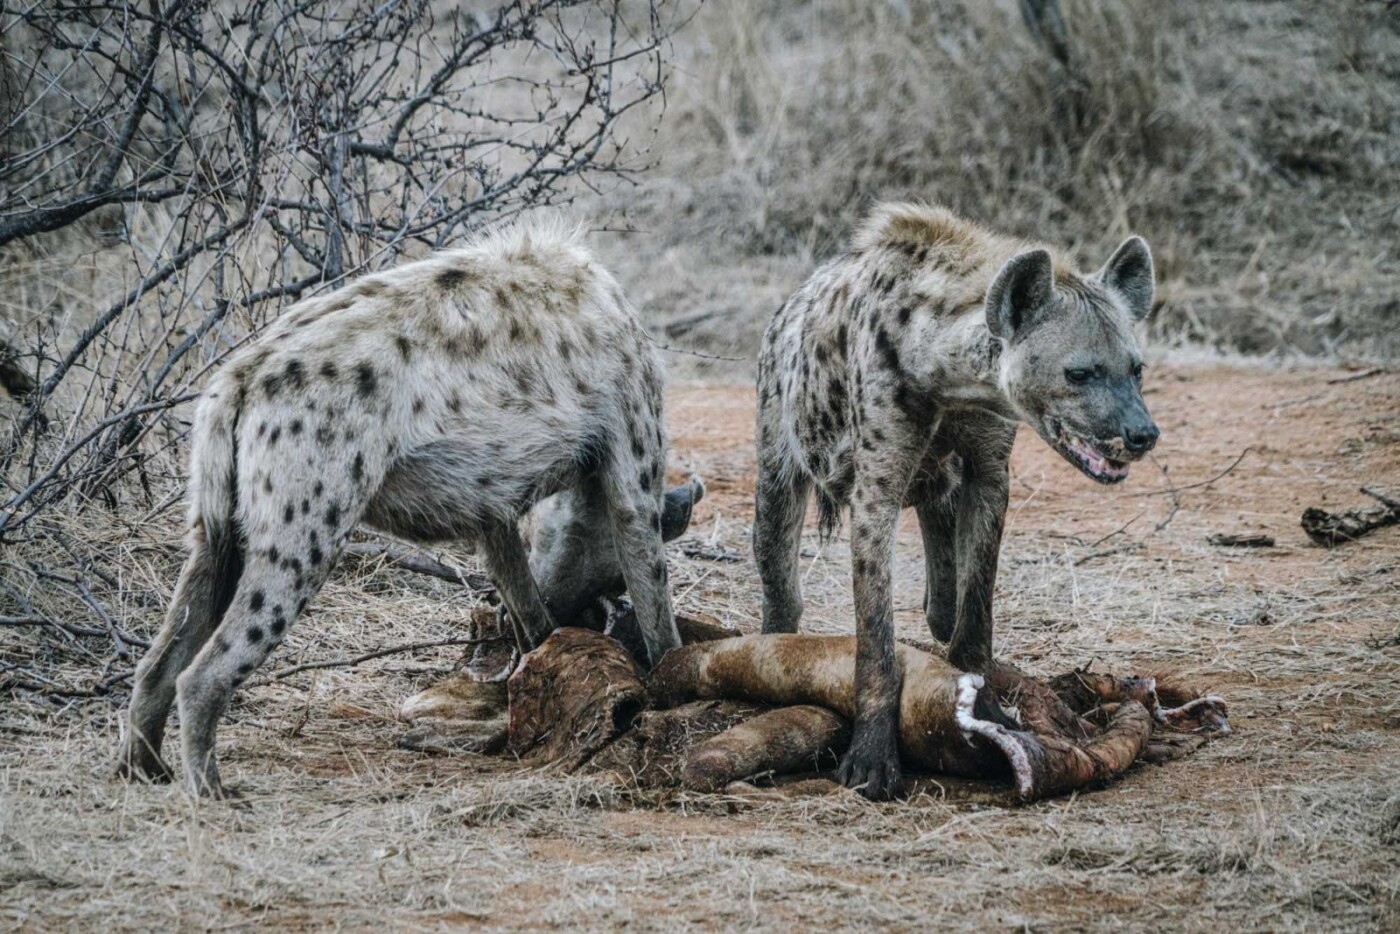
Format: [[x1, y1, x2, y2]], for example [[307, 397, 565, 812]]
[[908, 310, 1014, 418]]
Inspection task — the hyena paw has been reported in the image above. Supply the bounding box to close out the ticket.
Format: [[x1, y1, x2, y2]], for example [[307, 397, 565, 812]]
[[184, 778, 241, 802], [837, 720, 904, 801], [115, 745, 174, 784]]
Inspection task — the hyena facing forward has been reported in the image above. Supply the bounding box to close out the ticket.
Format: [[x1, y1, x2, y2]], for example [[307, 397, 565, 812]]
[[754, 203, 1159, 799], [118, 220, 682, 797]]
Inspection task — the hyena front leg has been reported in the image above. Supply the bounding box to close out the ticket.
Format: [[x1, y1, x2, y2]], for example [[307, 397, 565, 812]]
[[912, 468, 958, 644], [480, 518, 557, 655], [947, 429, 1014, 673], [840, 428, 923, 800]]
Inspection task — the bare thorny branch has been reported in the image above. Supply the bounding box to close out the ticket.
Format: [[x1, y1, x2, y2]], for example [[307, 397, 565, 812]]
[[0, 0, 685, 683]]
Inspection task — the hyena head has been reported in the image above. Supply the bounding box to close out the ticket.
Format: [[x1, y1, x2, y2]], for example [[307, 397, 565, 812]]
[[986, 237, 1158, 485], [529, 475, 706, 623]]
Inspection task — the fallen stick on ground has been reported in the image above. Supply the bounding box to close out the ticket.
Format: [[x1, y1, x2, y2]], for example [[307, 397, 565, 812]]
[[1325, 368, 1384, 385], [1207, 532, 1275, 548], [259, 637, 492, 683], [343, 541, 496, 595], [1301, 487, 1400, 546]]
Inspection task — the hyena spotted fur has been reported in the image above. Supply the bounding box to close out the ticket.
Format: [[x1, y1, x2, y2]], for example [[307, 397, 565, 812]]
[[755, 203, 1158, 798], [118, 219, 683, 797]]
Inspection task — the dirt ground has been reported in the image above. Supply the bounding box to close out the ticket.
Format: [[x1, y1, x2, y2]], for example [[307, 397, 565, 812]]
[[2, 363, 1398, 931]]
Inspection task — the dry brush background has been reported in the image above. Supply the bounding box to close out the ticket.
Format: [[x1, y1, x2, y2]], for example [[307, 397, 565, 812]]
[[2, 1, 1398, 930]]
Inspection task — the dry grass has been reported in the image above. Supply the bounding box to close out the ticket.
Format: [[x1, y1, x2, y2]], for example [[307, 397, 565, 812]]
[[585, 0, 1400, 373], [3, 364, 1398, 930]]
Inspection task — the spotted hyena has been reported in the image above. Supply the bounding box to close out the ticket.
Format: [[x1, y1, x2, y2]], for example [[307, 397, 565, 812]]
[[754, 203, 1158, 798], [117, 219, 683, 797]]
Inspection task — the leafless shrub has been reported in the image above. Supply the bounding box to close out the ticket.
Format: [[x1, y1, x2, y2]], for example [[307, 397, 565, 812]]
[[0, 0, 683, 543]]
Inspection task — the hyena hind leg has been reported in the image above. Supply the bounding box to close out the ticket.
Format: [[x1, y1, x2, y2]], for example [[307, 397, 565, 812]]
[[118, 525, 242, 783], [753, 453, 811, 635], [174, 537, 341, 797], [913, 474, 959, 644]]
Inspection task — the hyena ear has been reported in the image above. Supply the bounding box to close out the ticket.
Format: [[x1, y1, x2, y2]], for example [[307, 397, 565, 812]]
[[660, 475, 706, 542], [985, 249, 1055, 341], [1099, 236, 1155, 322]]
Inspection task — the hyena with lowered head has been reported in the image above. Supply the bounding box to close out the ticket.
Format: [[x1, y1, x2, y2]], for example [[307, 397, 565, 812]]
[[117, 219, 683, 797], [754, 203, 1158, 798]]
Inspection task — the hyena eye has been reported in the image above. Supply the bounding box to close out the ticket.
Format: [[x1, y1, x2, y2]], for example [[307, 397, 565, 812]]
[[1132, 362, 1145, 382], [1065, 368, 1094, 385]]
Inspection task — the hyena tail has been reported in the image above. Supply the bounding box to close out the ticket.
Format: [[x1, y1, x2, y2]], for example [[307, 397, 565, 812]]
[[181, 381, 248, 622], [816, 489, 841, 545]]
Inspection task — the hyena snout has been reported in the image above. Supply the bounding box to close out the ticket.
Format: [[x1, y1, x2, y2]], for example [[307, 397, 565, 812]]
[[1122, 420, 1159, 455]]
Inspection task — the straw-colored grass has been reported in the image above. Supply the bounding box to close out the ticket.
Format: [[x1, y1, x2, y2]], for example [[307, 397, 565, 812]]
[[583, 0, 1400, 374], [3, 364, 1397, 930]]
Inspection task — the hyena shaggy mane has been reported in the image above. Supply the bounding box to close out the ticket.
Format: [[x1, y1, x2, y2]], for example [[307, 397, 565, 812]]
[[754, 203, 1158, 798], [117, 219, 682, 797]]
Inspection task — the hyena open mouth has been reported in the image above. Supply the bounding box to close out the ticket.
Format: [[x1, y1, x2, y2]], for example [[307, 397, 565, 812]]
[[1043, 417, 1130, 485]]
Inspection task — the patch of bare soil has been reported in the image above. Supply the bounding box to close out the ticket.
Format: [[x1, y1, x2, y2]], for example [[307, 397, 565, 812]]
[[2, 364, 1397, 931]]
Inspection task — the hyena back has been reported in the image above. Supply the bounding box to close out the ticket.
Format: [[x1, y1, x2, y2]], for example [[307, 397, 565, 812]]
[[754, 203, 1158, 798], [118, 219, 681, 796]]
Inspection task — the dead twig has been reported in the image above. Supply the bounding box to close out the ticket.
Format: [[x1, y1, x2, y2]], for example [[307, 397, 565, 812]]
[[74, 579, 129, 660], [1146, 455, 1182, 533], [258, 637, 493, 683], [1154, 499, 1182, 533], [1325, 368, 1385, 385], [1143, 448, 1253, 498], [677, 541, 744, 563], [23, 562, 149, 648], [650, 340, 748, 364], [343, 541, 495, 596], [1360, 487, 1400, 511], [1, 613, 109, 648], [1273, 393, 1325, 410], [1, 665, 124, 700], [1207, 533, 1276, 548], [1072, 542, 1145, 566], [1084, 510, 1146, 549]]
